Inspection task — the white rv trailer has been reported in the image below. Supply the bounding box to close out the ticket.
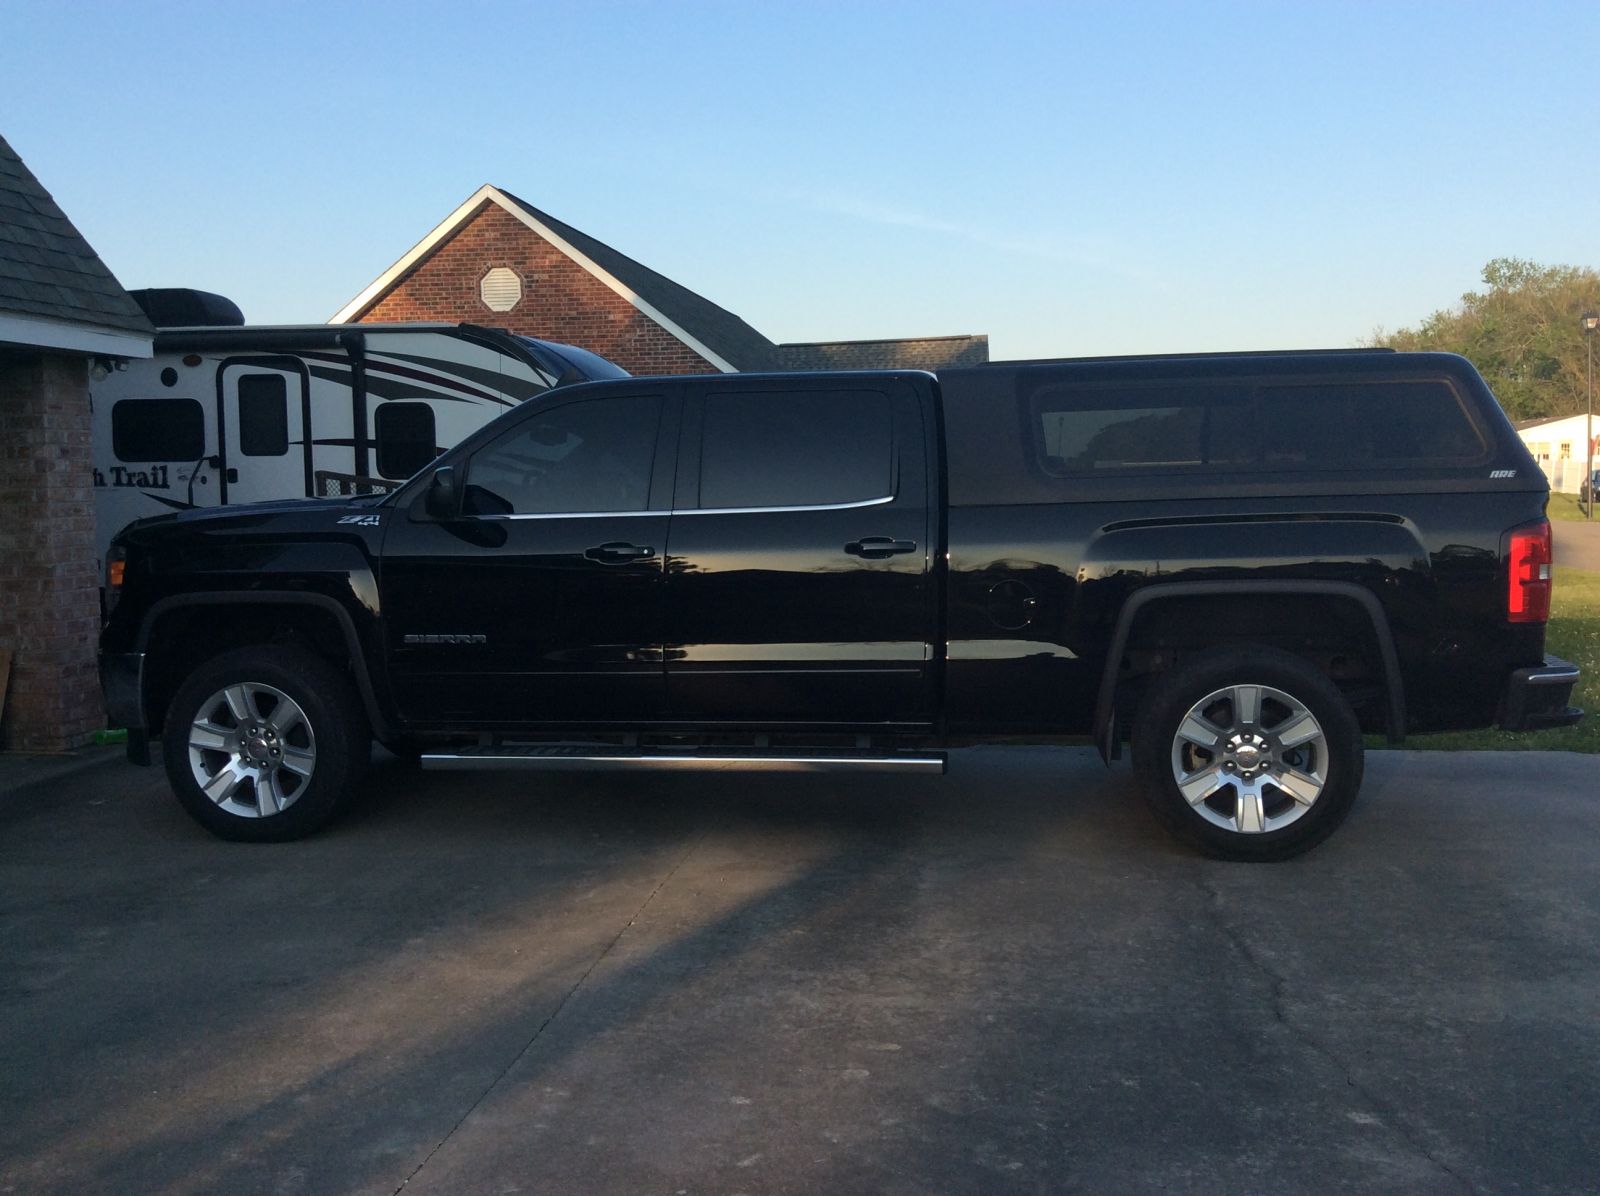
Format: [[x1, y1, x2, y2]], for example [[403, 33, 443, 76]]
[[90, 312, 627, 568]]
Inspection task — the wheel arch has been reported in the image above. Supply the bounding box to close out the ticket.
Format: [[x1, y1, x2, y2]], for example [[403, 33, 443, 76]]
[[1093, 580, 1405, 762], [136, 592, 392, 741]]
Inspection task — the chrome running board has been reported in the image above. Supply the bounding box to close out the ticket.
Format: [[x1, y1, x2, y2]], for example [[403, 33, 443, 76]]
[[420, 745, 946, 774]]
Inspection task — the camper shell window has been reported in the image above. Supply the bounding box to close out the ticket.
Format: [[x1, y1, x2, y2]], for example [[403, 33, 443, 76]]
[[1256, 381, 1486, 467], [1034, 385, 1252, 473], [1032, 378, 1486, 476], [238, 375, 289, 457], [375, 402, 438, 479], [112, 398, 205, 463]]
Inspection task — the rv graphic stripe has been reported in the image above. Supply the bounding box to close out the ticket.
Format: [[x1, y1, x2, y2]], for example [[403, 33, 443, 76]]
[[379, 351, 557, 398], [300, 351, 515, 406], [305, 365, 479, 405], [141, 491, 197, 511]]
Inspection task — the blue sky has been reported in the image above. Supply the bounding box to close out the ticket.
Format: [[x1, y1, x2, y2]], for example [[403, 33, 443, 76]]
[[3, 1, 1597, 359]]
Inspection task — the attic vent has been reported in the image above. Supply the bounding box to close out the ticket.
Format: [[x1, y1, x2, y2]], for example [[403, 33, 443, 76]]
[[479, 267, 523, 312]]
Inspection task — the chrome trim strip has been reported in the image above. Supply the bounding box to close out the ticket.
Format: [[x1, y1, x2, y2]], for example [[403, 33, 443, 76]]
[[420, 752, 947, 773], [1524, 664, 1580, 685], [676, 641, 927, 664], [673, 495, 895, 516], [947, 639, 1079, 662], [477, 494, 895, 521], [486, 510, 670, 521]]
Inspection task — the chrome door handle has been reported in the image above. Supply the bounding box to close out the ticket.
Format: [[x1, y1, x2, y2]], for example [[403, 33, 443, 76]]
[[845, 537, 917, 559], [585, 542, 655, 564]]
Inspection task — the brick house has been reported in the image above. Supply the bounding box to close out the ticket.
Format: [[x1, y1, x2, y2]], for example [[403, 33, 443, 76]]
[[332, 185, 988, 375], [0, 133, 154, 752]]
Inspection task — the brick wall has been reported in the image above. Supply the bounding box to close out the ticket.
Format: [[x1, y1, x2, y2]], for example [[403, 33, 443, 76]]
[[0, 352, 102, 752], [357, 203, 721, 376]]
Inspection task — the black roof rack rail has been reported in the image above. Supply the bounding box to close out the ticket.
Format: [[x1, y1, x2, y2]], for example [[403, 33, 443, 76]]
[[986, 347, 1396, 366]]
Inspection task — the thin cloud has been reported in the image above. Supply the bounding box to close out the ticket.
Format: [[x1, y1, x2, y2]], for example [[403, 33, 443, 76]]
[[793, 189, 1173, 291]]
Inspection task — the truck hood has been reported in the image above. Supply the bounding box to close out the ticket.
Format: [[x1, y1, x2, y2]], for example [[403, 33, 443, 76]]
[[113, 494, 389, 551]]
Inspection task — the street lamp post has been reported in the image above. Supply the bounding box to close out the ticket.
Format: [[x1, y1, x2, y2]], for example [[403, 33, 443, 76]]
[[1585, 311, 1598, 520]]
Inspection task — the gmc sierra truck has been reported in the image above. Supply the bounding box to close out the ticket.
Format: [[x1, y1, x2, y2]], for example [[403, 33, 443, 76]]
[[99, 349, 1582, 859]]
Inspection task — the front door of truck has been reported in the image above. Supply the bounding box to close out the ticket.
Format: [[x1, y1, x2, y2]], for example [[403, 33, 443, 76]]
[[217, 357, 311, 505], [663, 377, 936, 724], [379, 389, 676, 724]]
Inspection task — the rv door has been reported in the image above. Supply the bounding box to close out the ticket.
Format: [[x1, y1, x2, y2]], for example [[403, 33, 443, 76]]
[[217, 358, 312, 505]]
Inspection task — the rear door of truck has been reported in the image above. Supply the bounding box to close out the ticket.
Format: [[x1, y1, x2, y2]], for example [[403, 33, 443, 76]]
[[662, 373, 939, 725]]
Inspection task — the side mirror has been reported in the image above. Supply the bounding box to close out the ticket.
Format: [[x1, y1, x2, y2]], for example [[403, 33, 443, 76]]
[[423, 466, 459, 520]]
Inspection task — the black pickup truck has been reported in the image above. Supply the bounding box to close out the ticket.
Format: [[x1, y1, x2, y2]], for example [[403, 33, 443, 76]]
[[99, 349, 1582, 859]]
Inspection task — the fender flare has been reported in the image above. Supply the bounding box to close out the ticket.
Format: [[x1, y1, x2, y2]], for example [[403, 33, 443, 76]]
[[137, 591, 394, 741], [1092, 580, 1405, 762]]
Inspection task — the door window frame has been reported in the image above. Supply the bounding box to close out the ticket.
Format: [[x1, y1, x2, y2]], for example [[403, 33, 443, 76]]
[[452, 387, 682, 520], [674, 379, 910, 515]]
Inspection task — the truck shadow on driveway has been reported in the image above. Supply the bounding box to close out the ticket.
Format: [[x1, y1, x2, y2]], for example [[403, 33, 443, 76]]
[[3, 749, 1598, 1194]]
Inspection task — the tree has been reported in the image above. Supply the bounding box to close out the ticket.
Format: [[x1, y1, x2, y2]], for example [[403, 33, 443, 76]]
[[1370, 258, 1600, 422]]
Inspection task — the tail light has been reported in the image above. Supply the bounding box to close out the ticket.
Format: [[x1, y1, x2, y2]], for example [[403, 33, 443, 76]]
[[1507, 520, 1552, 623]]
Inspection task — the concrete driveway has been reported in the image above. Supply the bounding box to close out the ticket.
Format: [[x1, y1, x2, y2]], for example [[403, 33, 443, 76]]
[[2, 748, 1597, 1195], [1554, 518, 1600, 572]]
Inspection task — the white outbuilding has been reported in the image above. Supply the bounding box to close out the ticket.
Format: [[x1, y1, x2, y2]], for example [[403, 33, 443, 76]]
[[1514, 414, 1596, 493]]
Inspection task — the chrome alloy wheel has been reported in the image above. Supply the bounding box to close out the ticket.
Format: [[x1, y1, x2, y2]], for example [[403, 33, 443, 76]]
[[1169, 683, 1328, 835], [187, 683, 316, 817]]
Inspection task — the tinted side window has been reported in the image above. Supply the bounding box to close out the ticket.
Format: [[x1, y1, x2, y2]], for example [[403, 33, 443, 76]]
[[699, 390, 891, 508], [238, 374, 288, 457], [1033, 385, 1252, 473], [112, 398, 205, 462], [375, 402, 438, 479], [462, 395, 661, 515], [1258, 381, 1485, 468]]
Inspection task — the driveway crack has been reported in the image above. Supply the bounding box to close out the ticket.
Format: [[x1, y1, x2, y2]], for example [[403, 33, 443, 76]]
[[392, 827, 711, 1194], [1196, 873, 1479, 1196]]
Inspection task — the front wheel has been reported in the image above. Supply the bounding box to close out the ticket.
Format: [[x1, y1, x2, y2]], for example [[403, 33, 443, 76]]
[[1131, 646, 1364, 861], [162, 646, 370, 842]]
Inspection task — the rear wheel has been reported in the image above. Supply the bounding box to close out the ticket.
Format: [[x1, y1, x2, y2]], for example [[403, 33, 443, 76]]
[[162, 646, 369, 842], [1132, 646, 1364, 861]]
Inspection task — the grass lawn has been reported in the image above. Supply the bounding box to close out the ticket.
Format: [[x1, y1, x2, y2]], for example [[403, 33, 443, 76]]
[[1390, 567, 1598, 753], [1547, 491, 1596, 522]]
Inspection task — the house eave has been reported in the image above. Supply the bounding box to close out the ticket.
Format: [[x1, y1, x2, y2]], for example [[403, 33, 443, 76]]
[[0, 312, 154, 358]]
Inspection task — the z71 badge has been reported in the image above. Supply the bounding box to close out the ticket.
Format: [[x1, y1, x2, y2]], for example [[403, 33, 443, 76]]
[[337, 514, 382, 526]]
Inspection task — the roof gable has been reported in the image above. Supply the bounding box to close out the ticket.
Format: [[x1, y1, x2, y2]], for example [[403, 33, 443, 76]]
[[331, 185, 777, 371], [0, 133, 153, 339]]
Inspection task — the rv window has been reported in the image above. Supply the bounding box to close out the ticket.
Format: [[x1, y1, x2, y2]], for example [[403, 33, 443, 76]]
[[461, 396, 661, 515], [375, 403, 438, 479], [238, 374, 288, 457], [112, 398, 205, 463]]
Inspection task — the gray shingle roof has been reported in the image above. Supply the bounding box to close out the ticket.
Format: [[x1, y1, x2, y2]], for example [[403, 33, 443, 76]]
[[0, 132, 153, 336], [777, 334, 990, 372], [498, 190, 781, 371]]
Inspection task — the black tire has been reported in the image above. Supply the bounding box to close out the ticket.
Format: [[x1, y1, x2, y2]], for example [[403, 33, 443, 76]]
[[1131, 645, 1364, 861], [162, 645, 370, 842]]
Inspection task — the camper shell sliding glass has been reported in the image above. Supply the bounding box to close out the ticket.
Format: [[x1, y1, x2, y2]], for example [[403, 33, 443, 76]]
[[90, 322, 627, 568], [937, 349, 1525, 507]]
